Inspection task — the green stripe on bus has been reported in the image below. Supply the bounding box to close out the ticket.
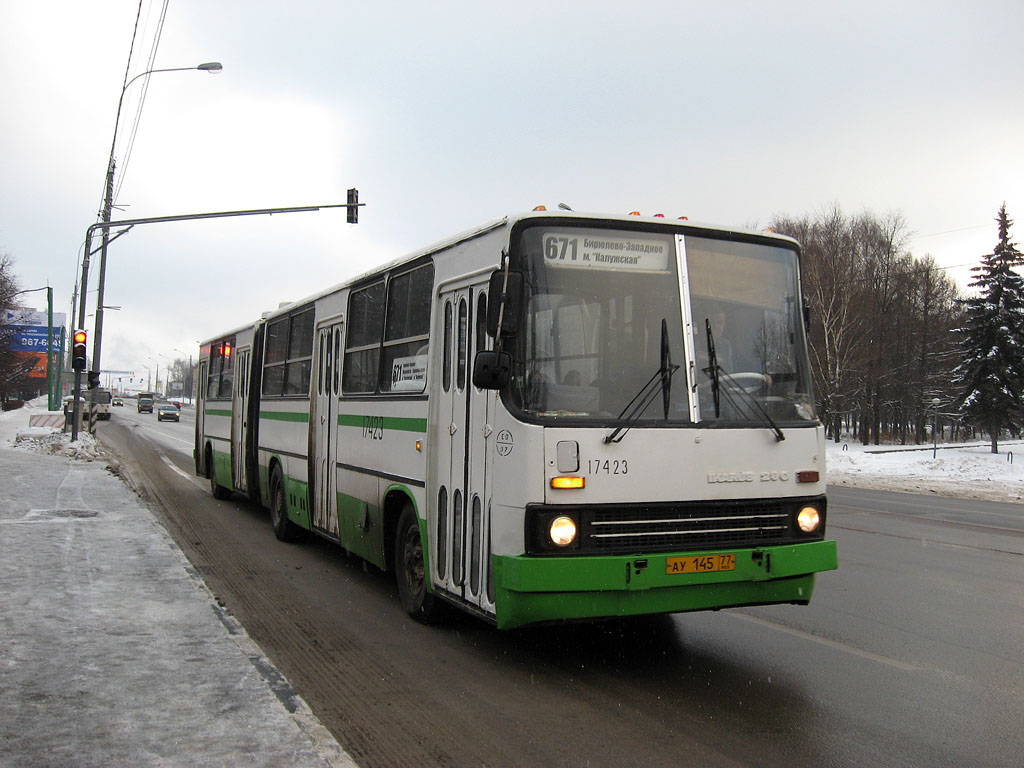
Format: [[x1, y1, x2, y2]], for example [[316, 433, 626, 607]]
[[205, 408, 231, 417], [338, 414, 427, 433], [260, 411, 310, 423]]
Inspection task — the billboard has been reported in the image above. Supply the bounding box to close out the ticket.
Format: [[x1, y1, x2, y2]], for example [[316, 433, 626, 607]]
[[3, 309, 66, 379]]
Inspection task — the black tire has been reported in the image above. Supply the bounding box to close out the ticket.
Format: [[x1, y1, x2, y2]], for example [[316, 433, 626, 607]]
[[269, 467, 297, 542], [395, 504, 443, 623], [207, 447, 230, 500]]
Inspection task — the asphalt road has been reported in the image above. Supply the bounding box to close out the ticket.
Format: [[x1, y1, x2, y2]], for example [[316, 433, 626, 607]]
[[97, 408, 1024, 768]]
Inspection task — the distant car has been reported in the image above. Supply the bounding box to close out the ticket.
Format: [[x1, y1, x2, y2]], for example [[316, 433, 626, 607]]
[[156, 404, 180, 422], [138, 397, 154, 413], [112, 397, 123, 407], [168, 400, 183, 409]]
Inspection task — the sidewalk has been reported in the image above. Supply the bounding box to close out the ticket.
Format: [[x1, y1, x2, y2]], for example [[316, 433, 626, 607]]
[[0, 400, 356, 768]]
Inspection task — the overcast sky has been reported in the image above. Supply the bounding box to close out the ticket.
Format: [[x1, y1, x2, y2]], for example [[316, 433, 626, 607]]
[[1, 1, 1022, 381]]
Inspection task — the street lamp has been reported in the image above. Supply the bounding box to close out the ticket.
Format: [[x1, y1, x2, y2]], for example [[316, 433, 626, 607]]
[[91, 61, 223, 371], [932, 398, 941, 459], [72, 60, 222, 440], [158, 353, 171, 397]]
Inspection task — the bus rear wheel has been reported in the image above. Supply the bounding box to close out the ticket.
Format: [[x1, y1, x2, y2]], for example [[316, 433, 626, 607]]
[[395, 504, 443, 624], [207, 447, 230, 500], [269, 467, 297, 542]]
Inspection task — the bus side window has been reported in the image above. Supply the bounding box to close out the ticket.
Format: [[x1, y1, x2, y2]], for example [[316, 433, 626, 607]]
[[443, 301, 453, 393], [457, 298, 468, 391]]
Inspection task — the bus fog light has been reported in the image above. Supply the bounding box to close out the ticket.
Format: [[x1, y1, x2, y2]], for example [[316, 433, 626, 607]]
[[549, 516, 577, 547], [796, 506, 821, 533]]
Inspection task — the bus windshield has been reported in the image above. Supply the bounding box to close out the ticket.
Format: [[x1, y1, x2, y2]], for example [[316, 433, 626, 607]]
[[508, 224, 817, 427]]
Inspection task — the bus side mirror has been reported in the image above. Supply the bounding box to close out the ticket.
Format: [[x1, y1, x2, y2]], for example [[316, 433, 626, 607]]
[[473, 350, 512, 389], [486, 270, 524, 338]]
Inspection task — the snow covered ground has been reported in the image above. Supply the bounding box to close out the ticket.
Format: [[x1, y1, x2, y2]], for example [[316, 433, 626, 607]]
[[0, 397, 105, 460], [4, 397, 1023, 504], [826, 438, 1024, 503]]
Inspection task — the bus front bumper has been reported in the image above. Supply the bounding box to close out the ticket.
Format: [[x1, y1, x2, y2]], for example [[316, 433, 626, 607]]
[[491, 540, 837, 630]]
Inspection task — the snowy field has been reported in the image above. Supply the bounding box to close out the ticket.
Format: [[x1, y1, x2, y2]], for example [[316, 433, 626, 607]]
[[3, 397, 1023, 504], [826, 439, 1024, 503]]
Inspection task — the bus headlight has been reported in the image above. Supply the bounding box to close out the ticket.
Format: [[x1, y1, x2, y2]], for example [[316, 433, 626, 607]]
[[796, 506, 821, 533], [549, 516, 578, 547]]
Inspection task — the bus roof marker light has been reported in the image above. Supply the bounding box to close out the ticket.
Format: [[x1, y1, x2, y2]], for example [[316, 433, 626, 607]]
[[550, 476, 584, 490]]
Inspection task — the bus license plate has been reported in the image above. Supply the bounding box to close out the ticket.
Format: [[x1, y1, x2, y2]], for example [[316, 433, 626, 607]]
[[665, 553, 736, 575]]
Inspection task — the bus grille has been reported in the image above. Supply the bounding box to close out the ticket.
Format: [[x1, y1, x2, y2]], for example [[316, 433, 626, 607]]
[[526, 497, 825, 556]]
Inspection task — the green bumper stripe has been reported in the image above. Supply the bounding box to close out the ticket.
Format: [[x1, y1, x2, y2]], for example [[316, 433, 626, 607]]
[[260, 411, 310, 423], [205, 408, 231, 417], [338, 414, 427, 433], [492, 540, 838, 630]]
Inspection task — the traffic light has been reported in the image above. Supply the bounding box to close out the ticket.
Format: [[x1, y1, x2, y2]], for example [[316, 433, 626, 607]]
[[347, 187, 359, 224], [88, 371, 100, 390], [72, 330, 87, 371]]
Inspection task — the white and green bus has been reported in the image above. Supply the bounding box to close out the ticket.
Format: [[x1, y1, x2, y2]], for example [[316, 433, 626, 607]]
[[196, 210, 837, 629]]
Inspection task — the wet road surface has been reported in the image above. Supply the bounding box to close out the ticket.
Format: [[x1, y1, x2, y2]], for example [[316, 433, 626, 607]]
[[98, 411, 1024, 767]]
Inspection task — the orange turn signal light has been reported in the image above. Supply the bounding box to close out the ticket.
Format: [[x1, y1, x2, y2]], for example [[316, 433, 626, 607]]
[[550, 476, 585, 490]]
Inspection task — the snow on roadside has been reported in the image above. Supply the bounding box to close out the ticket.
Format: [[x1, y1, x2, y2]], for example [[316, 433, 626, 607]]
[[1, 396, 107, 461], [826, 440, 1024, 503]]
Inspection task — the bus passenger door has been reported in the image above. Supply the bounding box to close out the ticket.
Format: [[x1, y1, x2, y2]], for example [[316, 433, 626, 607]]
[[232, 348, 251, 492], [438, 285, 491, 609], [312, 320, 343, 537], [195, 360, 207, 476]]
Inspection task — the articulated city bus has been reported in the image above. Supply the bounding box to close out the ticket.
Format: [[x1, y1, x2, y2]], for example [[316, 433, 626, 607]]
[[196, 210, 837, 629]]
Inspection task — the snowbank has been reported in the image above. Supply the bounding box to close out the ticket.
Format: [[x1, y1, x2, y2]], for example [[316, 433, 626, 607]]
[[0, 397, 107, 461]]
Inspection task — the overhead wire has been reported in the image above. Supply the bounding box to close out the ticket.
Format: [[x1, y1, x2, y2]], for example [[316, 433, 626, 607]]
[[114, 0, 170, 205], [94, 0, 144, 220]]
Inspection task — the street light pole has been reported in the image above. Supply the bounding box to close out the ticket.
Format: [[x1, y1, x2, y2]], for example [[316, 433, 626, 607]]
[[73, 61, 222, 441], [158, 354, 171, 397], [91, 63, 223, 386]]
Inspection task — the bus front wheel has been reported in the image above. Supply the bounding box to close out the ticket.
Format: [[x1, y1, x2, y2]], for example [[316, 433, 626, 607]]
[[395, 504, 443, 624]]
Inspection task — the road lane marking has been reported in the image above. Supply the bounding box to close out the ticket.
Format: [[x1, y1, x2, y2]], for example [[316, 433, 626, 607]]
[[160, 454, 206, 489], [728, 612, 924, 671]]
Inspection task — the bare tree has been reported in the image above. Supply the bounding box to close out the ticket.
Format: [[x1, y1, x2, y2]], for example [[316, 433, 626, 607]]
[[771, 208, 963, 445], [0, 250, 38, 405]]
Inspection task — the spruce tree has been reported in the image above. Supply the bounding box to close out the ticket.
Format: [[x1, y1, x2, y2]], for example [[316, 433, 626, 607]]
[[953, 204, 1024, 453]]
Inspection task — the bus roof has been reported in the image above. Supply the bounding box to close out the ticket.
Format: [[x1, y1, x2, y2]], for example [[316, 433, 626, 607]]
[[203, 209, 800, 339]]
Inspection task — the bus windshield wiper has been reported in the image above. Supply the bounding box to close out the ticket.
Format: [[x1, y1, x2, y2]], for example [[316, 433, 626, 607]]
[[604, 319, 679, 444], [703, 318, 784, 441], [703, 318, 721, 418]]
